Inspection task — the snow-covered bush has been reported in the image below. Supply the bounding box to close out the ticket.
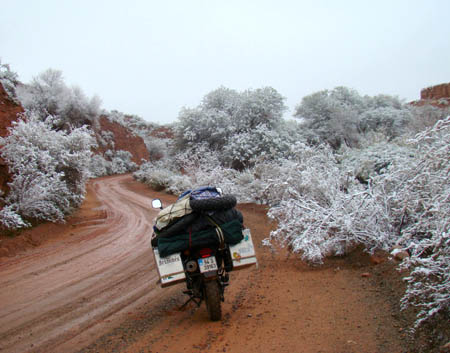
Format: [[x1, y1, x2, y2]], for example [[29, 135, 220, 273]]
[[166, 174, 193, 195], [88, 154, 110, 177], [176, 106, 235, 151], [408, 104, 450, 133], [0, 115, 96, 228], [133, 160, 182, 192], [173, 145, 252, 197], [145, 137, 171, 161], [338, 138, 415, 184], [133, 144, 266, 201], [378, 117, 450, 327], [400, 230, 450, 329], [88, 150, 137, 177], [222, 123, 296, 169], [174, 144, 222, 175], [176, 86, 288, 168], [294, 86, 411, 149], [141, 167, 175, 191], [98, 130, 115, 148], [16, 69, 101, 129], [262, 142, 396, 263], [86, 150, 137, 177], [359, 107, 411, 138], [105, 110, 129, 128], [106, 150, 138, 174], [3, 170, 76, 224], [0, 205, 29, 229]]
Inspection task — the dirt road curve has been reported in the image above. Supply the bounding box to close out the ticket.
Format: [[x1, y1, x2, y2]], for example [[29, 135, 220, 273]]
[[0, 175, 408, 353]]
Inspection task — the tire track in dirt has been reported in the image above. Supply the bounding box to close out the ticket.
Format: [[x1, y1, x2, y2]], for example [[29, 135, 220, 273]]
[[0, 175, 165, 353]]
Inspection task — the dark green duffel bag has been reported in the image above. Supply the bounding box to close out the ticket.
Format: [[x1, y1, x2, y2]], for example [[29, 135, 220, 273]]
[[157, 219, 244, 258]]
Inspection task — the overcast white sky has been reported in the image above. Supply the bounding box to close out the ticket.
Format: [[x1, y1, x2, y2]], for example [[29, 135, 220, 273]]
[[1, 0, 449, 124]]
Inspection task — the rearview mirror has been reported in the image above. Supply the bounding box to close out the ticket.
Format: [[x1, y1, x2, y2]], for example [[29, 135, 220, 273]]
[[152, 199, 163, 209]]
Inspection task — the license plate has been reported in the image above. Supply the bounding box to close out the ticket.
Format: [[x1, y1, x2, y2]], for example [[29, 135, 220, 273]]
[[198, 256, 218, 273]]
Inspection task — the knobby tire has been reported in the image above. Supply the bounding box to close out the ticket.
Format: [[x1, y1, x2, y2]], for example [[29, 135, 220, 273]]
[[204, 280, 222, 321], [190, 195, 237, 212]]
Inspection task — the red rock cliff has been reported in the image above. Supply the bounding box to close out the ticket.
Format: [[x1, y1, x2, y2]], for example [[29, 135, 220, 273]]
[[420, 83, 450, 100], [0, 83, 24, 196], [94, 116, 150, 164]]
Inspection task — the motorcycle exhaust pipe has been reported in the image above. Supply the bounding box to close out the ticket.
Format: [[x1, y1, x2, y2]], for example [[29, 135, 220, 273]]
[[186, 260, 198, 272]]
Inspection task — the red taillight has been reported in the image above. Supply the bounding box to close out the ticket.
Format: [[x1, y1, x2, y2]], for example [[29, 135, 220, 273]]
[[199, 248, 213, 258]]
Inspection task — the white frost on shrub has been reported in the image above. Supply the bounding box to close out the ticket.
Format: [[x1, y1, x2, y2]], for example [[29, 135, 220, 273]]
[[106, 150, 138, 174], [0, 59, 19, 101], [16, 69, 101, 129], [89, 150, 137, 177], [0, 205, 29, 229], [133, 160, 183, 192], [0, 115, 95, 227], [380, 117, 450, 327], [88, 154, 110, 177], [338, 138, 415, 184], [264, 143, 395, 264]]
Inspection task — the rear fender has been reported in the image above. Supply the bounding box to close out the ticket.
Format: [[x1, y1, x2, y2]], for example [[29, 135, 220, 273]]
[[203, 270, 219, 279]]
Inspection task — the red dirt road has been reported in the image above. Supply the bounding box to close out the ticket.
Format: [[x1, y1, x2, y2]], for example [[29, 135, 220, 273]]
[[0, 175, 409, 353]]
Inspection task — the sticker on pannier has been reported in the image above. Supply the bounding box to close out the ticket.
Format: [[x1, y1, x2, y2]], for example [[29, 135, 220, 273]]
[[152, 248, 186, 287], [229, 228, 258, 270]]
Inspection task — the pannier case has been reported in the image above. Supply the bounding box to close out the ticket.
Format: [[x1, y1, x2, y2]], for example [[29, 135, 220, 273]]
[[152, 248, 186, 288], [152, 228, 257, 287], [229, 229, 258, 270]]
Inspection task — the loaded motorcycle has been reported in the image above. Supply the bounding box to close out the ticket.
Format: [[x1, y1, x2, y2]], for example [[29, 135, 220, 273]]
[[150, 189, 257, 321]]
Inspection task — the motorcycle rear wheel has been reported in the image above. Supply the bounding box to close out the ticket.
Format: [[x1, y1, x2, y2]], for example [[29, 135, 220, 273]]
[[204, 280, 222, 321]]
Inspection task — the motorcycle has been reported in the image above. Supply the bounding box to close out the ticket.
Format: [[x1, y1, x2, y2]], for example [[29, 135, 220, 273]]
[[150, 197, 256, 321]]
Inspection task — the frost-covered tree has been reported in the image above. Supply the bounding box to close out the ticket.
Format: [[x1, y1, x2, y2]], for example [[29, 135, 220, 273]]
[[294, 87, 362, 149], [0, 58, 19, 101], [359, 107, 411, 139], [16, 69, 101, 129], [202, 86, 242, 114], [177, 107, 234, 151], [294, 87, 411, 149], [222, 122, 297, 169], [0, 115, 96, 228], [235, 87, 286, 131], [176, 86, 288, 168]]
